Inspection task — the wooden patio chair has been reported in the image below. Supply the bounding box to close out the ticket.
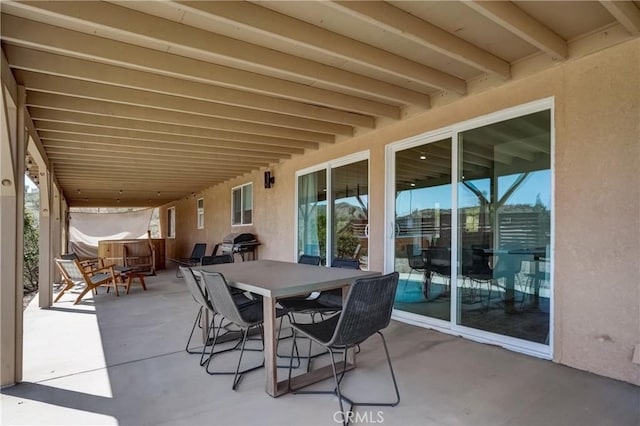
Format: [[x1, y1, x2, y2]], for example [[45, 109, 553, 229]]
[[54, 258, 121, 304], [123, 241, 155, 274], [60, 252, 100, 273]]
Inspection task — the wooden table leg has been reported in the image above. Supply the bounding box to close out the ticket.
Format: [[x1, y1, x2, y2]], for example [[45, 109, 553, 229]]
[[263, 296, 277, 397]]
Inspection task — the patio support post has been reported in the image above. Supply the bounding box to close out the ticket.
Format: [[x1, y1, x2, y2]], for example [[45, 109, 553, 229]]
[[37, 169, 52, 308], [29, 131, 54, 308], [0, 83, 27, 386], [51, 184, 63, 285]]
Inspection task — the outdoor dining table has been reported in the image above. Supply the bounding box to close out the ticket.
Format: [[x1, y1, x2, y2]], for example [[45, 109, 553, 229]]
[[195, 259, 380, 397], [482, 247, 548, 312]]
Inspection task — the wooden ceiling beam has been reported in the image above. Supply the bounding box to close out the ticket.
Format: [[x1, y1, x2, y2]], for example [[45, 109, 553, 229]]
[[54, 170, 229, 182], [330, 1, 510, 78], [176, 0, 467, 94], [53, 169, 238, 182], [34, 121, 304, 155], [26, 92, 333, 143], [16, 70, 353, 136], [0, 13, 400, 118], [46, 150, 264, 166], [599, 1, 640, 35], [39, 131, 294, 160], [3, 45, 373, 128], [54, 166, 227, 178], [55, 180, 211, 192], [29, 107, 319, 150], [53, 164, 242, 176], [46, 150, 269, 167], [465, 1, 568, 59], [44, 146, 273, 167], [10, 0, 430, 108]]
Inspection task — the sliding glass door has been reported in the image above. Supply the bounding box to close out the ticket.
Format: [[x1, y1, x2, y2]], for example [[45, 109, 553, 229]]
[[297, 169, 327, 259], [297, 153, 369, 269], [331, 160, 369, 269], [393, 137, 452, 322], [387, 101, 553, 355], [457, 110, 551, 345]]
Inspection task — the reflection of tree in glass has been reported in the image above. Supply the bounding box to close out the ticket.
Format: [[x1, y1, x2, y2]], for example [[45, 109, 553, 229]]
[[334, 202, 366, 259], [317, 212, 326, 256]]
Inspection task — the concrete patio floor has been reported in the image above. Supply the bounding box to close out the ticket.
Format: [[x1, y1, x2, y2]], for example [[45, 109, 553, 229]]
[[2, 266, 638, 426]]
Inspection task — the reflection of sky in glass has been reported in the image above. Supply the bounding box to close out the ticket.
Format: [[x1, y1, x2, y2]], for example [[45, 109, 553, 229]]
[[396, 185, 450, 216], [498, 170, 550, 207], [397, 170, 550, 214]]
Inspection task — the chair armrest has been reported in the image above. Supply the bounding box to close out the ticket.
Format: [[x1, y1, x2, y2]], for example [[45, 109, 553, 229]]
[[90, 264, 116, 275]]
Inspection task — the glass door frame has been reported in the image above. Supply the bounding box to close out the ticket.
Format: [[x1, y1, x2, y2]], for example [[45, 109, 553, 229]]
[[294, 150, 370, 264], [385, 98, 555, 359], [385, 128, 454, 333]]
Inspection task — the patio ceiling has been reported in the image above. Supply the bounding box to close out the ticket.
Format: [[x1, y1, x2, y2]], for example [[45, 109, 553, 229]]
[[1, 1, 639, 207]]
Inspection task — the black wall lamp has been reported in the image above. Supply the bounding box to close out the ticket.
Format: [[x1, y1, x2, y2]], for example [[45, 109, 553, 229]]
[[264, 170, 275, 188]]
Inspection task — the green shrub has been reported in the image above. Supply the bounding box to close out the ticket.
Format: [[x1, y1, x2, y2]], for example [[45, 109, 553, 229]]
[[23, 209, 39, 293]]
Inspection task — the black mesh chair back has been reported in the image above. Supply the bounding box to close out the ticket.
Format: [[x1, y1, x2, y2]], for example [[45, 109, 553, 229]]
[[201, 271, 253, 328], [201, 254, 234, 266], [298, 255, 322, 266], [189, 243, 207, 261], [314, 258, 359, 308], [406, 244, 426, 270], [470, 248, 492, 277], [328, 272, 399, 347], [287, 272, 401, 424], [331, 257, 359, 269], [426, 246, 451, 276]]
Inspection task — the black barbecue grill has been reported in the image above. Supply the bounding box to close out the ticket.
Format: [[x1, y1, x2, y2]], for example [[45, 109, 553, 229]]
[[220, 233, 260, 261]]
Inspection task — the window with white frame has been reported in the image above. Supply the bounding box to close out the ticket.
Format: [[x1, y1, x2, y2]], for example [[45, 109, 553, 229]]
[[232, 183, 253, 225], [197, 198, 204, 229], [296, 151, 369, 270], [167, 207, 176, 238]]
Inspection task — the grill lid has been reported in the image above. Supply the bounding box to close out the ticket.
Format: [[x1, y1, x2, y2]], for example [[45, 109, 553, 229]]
[[222, 233, 257, 244]]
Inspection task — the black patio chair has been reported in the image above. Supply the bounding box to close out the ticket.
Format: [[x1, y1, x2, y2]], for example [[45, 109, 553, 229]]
[[174, 243, 207, 277], [287, 272, 401, 426], [422, 246, 451, 299], [278, 255, 350, 323], [298, 254, 322, 266], [199, 253, 246, 297], [277, 255, 324, 314], [278, 256, 361, 368], [182, 243, 207, 265], [315, 257, 360, 309], [200, 270, 289, 390], [181, 266, 257, 366], [276, 255, 325, 359], [201, 254, 234, 266], [405, 244, 427, 283]]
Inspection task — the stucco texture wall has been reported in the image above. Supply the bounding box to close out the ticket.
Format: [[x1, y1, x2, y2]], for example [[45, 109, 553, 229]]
[[161, 39, 639, 385], [555, 40, 639, 385]]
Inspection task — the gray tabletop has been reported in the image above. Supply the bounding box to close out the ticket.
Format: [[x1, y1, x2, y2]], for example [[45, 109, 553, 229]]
[[196, 259, 380, 298]]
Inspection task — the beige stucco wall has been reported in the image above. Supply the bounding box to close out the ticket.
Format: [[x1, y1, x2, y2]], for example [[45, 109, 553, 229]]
[[161, 39, 640, 385]]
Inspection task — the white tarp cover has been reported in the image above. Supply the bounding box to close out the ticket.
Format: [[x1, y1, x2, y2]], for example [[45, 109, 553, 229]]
[[69, 209, 153, 258]]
